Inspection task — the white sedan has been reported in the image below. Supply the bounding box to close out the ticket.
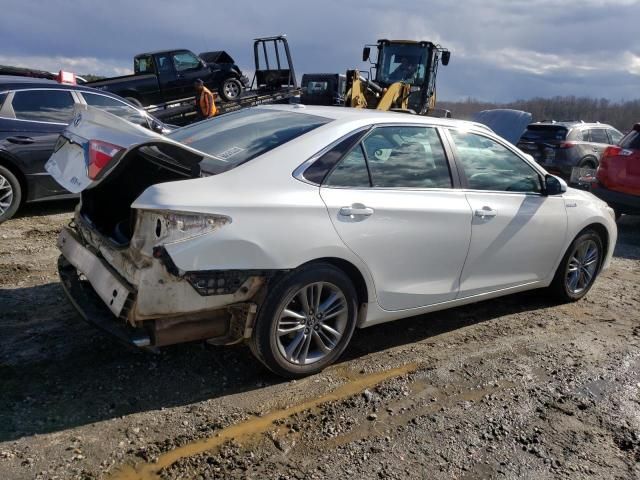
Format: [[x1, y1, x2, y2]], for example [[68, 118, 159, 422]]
[[47, 104, 617, 377]]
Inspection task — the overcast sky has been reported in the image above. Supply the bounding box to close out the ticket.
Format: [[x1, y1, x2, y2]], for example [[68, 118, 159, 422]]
[[2, 0, 639, 102]]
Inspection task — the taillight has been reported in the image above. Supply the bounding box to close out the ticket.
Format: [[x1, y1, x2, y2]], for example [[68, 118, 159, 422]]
[[88, 140, 123, 180], [602, 146, 621, 159], [559, 141, 576, 149]]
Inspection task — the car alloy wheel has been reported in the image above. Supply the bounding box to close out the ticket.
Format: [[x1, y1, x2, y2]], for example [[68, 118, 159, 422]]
[[565, 238, 600, 295], [275, 281, 349, 365], [223, 80, 241, 100], [0, 173, 14, 217]]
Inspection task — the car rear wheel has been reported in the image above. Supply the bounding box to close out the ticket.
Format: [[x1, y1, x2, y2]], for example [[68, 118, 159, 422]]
[[549, 230, 603, 302], [220, 78, 243, 101], [250, 263, 358, 378], [0, 166, 21, 223]]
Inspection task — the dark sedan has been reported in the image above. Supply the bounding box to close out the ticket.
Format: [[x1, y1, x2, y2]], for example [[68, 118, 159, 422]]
[[0, 75, 170, 222]]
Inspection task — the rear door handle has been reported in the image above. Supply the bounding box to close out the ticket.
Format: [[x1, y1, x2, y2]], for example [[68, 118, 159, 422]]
[[6, 136, 34, 144], [339, 205, 374, 217], [474, 207, 497, 218]]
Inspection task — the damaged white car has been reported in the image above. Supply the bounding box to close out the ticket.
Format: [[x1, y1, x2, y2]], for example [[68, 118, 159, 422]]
[[46, 104, 617, 377]]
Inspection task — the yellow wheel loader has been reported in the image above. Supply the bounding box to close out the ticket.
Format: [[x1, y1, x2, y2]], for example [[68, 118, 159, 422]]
[[345, 39, 450, 115]]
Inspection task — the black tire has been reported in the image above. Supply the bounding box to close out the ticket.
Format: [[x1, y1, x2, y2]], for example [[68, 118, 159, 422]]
[[579, 157, 598, 169], [548, 229, 604, 302], [124, 96, 143, 107], [250, 263, 358, 378], [0, 165, 21, 224], [220, 78, 243, 101]]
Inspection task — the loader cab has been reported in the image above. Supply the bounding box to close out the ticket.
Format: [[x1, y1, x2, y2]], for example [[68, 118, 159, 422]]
[[363, 39, 450, 114]]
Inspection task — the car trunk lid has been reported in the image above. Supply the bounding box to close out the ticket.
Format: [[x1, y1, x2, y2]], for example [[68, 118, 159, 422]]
[[45, 105, 163, 193]]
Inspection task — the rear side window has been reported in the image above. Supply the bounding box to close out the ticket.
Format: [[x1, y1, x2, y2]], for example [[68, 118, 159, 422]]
[[325, 145, 370, 188], [520, 125, 568, 142], [620, 130, 640, 150], [590, 129, 609, 144], [12, 90, 75, 123], [168, 108, 330, 170], [135, 55, 154, 74], [82, 92, 147, 126], [362, 126, 452, 188]]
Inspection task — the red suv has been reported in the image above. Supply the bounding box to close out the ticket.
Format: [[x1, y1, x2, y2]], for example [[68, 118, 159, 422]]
[[591, 123, 640, 219]]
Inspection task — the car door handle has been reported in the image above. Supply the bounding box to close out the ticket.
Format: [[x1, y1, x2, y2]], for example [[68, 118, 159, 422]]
[[474, 207, 497, 218], [6, 136, 34, 144], [339, 205, 374, 217]]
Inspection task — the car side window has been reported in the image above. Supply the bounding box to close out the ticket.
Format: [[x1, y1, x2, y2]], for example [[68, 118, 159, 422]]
[[581, 130, 591, 142], [82, 92, 147, 126], [12, 90, 75, 123], [173, 52, 201, 72], [135, 55, 154, 74], [361, 126, 452, 188], [450, 129, 542, 193], [590, 128, 609, 144], [607, 129, 623, 145], [325, 144, 370, 188]]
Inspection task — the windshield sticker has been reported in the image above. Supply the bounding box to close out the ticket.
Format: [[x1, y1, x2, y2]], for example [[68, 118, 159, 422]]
[[214, 146, 245, 160]]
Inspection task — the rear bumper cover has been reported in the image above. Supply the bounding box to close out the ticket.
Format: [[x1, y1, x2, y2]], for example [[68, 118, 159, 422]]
[[58, 255, 152, 348], [591, 185, 640, 214]]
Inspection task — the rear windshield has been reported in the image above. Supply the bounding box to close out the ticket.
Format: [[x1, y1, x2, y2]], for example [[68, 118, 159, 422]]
[[168, 108, 330, 169], [520, 125, 568, 142], [620, 129, 640, 150]]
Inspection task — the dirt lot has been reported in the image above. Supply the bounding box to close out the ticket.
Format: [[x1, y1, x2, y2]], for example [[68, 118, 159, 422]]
[[1, 203, 639, 480]]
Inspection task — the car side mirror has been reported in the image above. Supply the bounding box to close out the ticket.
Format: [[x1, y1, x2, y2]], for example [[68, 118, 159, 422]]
[[441, 51, 451, 66], [544, 175, 567, 196], [362, 47, 371, 62]]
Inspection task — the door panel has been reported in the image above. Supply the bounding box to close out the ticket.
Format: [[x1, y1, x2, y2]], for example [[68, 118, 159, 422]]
[[458, 193, 567, 297], [321, 187, 472, 310], [446, 128, 568, 297]]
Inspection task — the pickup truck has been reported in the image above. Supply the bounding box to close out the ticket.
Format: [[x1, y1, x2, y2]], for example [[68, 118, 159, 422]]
[[88, 49, 248, 107]]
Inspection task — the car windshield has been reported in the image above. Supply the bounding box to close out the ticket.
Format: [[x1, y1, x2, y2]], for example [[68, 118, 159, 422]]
[[520, 125, 568, 142], [167, 108, 330, 171], [376, 44, 428, 86]]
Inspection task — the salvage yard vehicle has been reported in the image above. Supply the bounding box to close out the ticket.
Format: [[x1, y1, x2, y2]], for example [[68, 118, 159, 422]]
[[591, 122, 640, 219], [345, 39, 450, 114], [301, 73, 346, 106], [47, 104, 617, 378], [0, 75, 171, 223], [516, 121, 623, 180], [88, 48, 248, 105]]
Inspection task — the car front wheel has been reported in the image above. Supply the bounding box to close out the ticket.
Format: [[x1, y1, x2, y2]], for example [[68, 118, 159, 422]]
[[549, 230, 603, 302], [250, 263, 358, 378], [0, 165, 21, 223]]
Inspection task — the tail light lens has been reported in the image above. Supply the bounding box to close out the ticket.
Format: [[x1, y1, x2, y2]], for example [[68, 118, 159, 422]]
[[559, 141, 576, 149], [88, 140, 123, 180]]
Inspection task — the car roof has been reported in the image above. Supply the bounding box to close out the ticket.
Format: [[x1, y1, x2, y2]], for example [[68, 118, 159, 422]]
[[0, 75, 104, 94], [135, 49, 189, 57], [528, 120, 613, 129], [259, 104, 492, 131]]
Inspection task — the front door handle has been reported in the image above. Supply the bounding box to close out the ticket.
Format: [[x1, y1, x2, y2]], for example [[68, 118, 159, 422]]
[[474, 207, 497, 218], [339, 205, 374, 217], [6, 136, 34, 145]]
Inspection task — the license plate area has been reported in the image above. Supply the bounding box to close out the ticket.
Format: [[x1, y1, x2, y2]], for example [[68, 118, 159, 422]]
[[58, 228, 132, 317]]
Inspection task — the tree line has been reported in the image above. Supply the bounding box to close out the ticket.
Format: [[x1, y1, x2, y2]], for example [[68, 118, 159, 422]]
[[438, 96, 640, 132]]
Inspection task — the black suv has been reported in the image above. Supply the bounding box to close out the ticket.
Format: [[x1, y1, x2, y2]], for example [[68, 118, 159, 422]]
[[516, 121, 623, 179], [0, 76, 169, 223]]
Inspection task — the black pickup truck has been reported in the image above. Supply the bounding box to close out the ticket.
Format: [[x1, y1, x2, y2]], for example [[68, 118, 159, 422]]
[[87, 49, 248, 107]]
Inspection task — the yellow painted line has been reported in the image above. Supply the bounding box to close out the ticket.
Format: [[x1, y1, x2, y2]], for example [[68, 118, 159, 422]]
[[108, 362, 419, 480]]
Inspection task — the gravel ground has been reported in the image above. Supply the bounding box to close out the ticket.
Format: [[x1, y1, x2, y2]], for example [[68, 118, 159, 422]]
[[0, 202, 639, 480]]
